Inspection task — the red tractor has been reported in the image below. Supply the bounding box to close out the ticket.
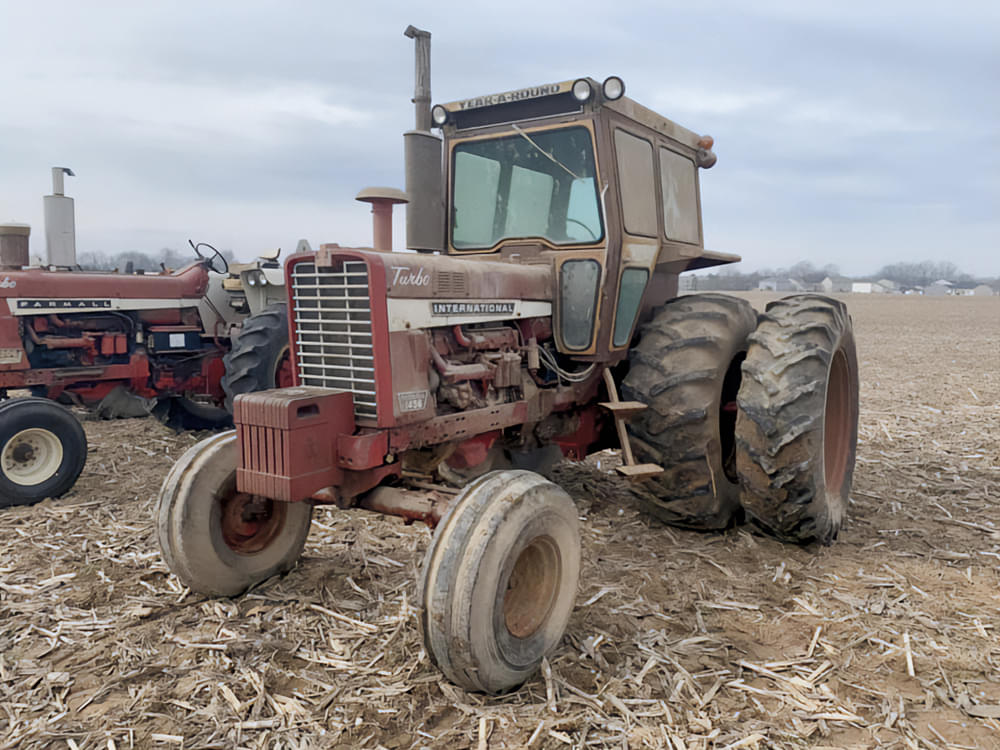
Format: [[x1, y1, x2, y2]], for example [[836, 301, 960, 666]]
[[156, 28, 859, 694], [0, 174, 291, 507]]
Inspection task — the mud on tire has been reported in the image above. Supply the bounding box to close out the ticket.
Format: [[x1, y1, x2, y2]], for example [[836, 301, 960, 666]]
[[735, 294, 859, 544], [418, 470, 580, 694], [622, 294, 757, 529], [221, 304, 291, 411]]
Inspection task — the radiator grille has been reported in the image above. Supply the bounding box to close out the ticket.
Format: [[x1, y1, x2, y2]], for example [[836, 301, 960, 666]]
[[291, 260, 376, 420]]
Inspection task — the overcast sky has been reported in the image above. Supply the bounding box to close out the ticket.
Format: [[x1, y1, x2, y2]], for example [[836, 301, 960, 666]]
[[1, 1, 997, 276]]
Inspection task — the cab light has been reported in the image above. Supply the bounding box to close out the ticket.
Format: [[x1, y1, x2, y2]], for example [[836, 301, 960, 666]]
[[602, 76, 625, 101], [571, 79, 593, 102], [431, 105, 449, 126]]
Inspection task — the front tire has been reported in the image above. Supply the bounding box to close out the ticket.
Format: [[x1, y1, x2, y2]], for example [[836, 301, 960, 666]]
[[418, 470, 581, 694], [622, 294, 757, 529], [222, 304, 292, 411], [735, 295, 859, 544], [0, 398, 87, 508], [156, 431, 312, 596]]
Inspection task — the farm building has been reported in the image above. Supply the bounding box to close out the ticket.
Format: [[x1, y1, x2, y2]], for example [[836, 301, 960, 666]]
[[851, 281, 888, 294], [820, 275, 853, 293], [925, 280, 954, 296]]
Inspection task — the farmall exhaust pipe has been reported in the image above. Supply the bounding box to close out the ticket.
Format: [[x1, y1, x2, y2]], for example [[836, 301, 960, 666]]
[[44, 167, 77, 267], [403, 25, 444, 252]]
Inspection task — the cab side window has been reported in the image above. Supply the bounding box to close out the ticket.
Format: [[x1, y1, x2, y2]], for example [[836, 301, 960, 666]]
[[614, 130, 657, 237], [659, 148, 700, 244]]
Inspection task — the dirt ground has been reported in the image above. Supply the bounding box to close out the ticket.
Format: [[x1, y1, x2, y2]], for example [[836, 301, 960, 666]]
[[1, 293, 998, 749]]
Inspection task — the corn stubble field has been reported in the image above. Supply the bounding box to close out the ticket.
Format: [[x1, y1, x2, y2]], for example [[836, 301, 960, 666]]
[[1, 293, 998, 750]]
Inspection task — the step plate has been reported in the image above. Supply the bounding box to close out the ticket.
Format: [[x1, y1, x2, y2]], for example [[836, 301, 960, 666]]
[[616, 463, 664, 479], [598, 400, 648, 419]]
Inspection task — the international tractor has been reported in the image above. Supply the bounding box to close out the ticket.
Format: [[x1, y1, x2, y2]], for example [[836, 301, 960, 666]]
[[0, 174, 290, 508], [156, 27, 859, 695]]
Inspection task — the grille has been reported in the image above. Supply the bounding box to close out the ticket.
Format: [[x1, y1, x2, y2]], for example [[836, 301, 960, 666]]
[[291, 260, 377, 421]]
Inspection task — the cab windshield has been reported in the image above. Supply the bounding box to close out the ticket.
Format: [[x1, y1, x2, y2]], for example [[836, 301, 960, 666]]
[[451, 126, 603, 250]]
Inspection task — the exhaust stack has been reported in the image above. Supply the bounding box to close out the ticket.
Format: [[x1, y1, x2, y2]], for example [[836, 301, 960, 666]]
[[44, 167, 77, 266], [403, 25, 444, 252]]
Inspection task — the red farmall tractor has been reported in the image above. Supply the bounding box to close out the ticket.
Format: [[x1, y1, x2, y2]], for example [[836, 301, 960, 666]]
[[157, 29, 859, 694], [0, 170, 291, 507]]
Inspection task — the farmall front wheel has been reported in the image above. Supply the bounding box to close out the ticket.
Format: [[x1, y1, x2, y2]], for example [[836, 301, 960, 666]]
[[0, 398, 87, 508], [622, 294, 758, 529], [221, 304, 292, 411], [156, 431, 312, 596], [418, 470, 580, 694], [735, 295, 859, 544]]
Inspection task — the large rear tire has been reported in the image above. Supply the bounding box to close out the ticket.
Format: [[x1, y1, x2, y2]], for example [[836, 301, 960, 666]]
[[221, 304, 292, 411], [622, 294, 757, 529], [0, 398, 87, 508], [156, 431, 312, 596], [735, 295, 859, 544], [419, 470, 580, 694]]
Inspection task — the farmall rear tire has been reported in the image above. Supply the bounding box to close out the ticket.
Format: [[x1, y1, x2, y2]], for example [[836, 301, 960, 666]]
[[221, 304, 292, 411], [735, 295, 859, 544], [156, 431, 312, 596], [0, 398, 87, 508], [418, 470, 580, 694], [622, 294, 758, 529]]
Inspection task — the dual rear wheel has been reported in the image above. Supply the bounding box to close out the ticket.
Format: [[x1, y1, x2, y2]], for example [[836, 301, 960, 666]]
[[625, 293, 859, 544]]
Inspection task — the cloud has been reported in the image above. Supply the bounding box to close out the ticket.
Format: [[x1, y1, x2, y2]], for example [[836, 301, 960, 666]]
[[0, 1, 996, 276]]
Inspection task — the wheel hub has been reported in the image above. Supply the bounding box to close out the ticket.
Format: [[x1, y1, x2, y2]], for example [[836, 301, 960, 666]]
[[503, 535, 561, 639], [219, 492, 286, 554], [2, 428, 63, 486]]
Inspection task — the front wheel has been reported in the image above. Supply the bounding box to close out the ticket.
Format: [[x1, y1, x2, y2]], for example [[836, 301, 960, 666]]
[[0, 398, 87, 508], [418, 470, 581, 694], [735, 295, 859, 544], [156, 431, 312, 596]]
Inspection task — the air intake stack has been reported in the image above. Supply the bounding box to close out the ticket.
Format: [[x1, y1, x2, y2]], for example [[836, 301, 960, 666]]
[[44, 167, 77, 266], [403, 25, 444, 252], [0, 223, 30, 269]]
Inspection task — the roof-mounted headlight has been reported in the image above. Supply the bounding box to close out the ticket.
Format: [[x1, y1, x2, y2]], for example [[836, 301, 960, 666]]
[[431, 105, 449, 126], [602, 76, 625, 101], [571, 79, 593, 102]]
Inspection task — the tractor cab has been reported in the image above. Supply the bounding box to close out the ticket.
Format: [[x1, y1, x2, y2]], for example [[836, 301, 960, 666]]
[[428, 77, 739, 359]]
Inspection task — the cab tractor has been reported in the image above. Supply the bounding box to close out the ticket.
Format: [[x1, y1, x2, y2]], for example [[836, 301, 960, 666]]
[[157, 27, 859, 695]]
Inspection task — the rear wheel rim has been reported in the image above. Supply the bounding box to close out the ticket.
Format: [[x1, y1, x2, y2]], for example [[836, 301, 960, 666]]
[[273, 346, 293, 388], [219, 491, 286, 554], [503, 535, 561, 639], [2, 428, 63, 486], [823, 348, 853, 494]]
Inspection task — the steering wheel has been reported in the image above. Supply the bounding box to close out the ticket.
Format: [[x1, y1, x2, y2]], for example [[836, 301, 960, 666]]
[[565, 218, 598, 241], [188, 239, 229, 275]]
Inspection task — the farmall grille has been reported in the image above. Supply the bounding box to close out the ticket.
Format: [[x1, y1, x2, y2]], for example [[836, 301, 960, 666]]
[[291, 260, 377, 421]]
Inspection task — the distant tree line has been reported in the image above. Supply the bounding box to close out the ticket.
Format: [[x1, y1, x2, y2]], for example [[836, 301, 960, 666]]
[[692, 259, 996, 291], [872, 261, 977, 288], [77, 247, 234, 273]]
